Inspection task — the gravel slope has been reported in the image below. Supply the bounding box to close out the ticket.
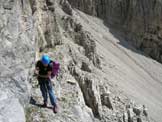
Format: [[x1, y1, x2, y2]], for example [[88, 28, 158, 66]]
[[75, 10, 162, 122]]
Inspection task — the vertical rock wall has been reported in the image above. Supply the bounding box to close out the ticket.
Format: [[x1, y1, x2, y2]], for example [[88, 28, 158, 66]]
[[0, 0, 34, 121], [31, 0, 62, 54]]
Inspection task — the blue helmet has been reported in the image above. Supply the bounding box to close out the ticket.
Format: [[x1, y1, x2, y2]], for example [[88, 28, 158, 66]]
[[41, 55, 50, 65]]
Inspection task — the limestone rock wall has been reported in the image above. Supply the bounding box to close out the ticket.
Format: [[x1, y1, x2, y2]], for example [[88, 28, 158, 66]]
[[0, 0, 34, 122], [31, 0, 62, 54], [68, 0, 162, 63], [0, 0, 159, 122]]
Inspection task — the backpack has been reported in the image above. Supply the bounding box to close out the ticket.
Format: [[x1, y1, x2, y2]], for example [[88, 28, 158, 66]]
[[50, 61, 60, 78]]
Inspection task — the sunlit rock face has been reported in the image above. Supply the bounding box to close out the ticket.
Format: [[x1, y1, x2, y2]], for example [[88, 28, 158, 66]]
[[1, 0, 162, 122], [0, 0, 34, 121]]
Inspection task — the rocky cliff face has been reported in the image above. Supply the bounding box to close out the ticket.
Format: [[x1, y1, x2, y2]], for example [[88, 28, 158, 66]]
[[0, 0, 34, 122], [26, 0, 162, 122], [68, 0, 162, 63], [1, 0, 162, 122]]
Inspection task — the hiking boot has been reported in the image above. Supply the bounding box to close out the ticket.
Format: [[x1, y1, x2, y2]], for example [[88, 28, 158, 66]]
[[42, 102, 47, 107], [53, 105, 58, 113]]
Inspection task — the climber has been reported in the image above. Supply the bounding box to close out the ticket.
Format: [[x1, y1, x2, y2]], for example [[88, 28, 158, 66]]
[[34, 55, 58, 113]]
